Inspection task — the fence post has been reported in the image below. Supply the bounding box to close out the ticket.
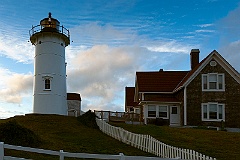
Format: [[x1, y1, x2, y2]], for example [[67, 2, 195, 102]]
[[119, 153, 125, 160], [60, 150, 64, 160], [0, 142, 4, 160]]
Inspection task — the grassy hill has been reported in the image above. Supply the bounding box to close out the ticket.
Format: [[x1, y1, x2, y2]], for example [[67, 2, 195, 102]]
[[0, 114, 153, 160], [110, 122, 240, 160], [1, 114, 240, 160]]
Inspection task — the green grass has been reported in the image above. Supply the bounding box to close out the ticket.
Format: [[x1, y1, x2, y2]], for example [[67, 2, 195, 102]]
[[1, 114, 239, 160], [0, 114, 153, 160], [110, 122, 240, 160]]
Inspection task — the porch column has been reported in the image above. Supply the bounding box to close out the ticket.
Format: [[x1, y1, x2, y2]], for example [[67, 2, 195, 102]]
[[143, 104, 148, 125]]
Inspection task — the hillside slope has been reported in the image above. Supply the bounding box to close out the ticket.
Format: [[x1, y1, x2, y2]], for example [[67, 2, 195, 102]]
[[0, 114, 153, 160]]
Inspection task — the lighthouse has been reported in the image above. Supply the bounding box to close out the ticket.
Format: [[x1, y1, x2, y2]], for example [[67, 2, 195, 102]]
[[29, 13, 70, 115]]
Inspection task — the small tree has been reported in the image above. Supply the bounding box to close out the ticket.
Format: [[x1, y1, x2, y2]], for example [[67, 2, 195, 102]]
[[77, 110, 99, 129]]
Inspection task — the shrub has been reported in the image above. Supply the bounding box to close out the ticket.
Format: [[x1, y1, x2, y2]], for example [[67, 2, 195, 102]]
[[77, 110, 99, 129], [0, 120, 41, 147]]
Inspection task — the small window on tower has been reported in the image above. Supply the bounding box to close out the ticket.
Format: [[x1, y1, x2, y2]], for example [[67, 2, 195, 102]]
[[45, 79, 51, 90]]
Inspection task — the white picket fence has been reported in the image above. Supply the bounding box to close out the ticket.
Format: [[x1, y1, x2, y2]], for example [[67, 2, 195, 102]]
[[0, 142, 179, 160], [96, 118, 217, 160]]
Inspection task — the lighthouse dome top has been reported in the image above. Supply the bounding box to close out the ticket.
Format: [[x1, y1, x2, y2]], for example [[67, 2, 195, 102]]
[[29, 12, 70, 46], [40, 12, 60, 31]]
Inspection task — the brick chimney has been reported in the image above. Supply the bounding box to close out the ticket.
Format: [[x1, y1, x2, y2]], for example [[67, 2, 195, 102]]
[[190, 49, 200, 70]]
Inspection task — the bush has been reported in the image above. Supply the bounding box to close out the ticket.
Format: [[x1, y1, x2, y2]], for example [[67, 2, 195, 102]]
[[77, 110, 99, 129], [0, 120, 41, 147]]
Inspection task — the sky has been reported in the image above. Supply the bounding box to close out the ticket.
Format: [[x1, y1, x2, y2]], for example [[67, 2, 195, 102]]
[[0, 0, 240, 119]]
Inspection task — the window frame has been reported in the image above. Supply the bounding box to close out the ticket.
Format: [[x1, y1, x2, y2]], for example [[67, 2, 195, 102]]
[[148, 105, 156, 117], [45, 79, 51, 90], [201, 102, 225, 122], [159, 105, 169, 119], [42, 76, 52, 91], [147, 105, 169, 119], [202, 73, 225, 91]]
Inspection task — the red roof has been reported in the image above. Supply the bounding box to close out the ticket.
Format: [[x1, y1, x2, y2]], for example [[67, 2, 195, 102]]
[[144, 93, 180, 102], [136, 71, 189, 92], [174, 51, 212, 91], [125, 87, 138, 106], [67, 93, 81, 101]]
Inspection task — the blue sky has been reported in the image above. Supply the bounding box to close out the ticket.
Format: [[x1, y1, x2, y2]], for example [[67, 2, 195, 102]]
[[0, 0, 240, 118]]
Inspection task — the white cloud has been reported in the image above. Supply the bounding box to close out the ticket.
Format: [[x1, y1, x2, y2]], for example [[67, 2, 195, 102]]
[[0, 33, 34, 63], [70, 22, 138, 47], [0, 106, 25, 119], [67, 45, 144, 111], [66, 42, 194, 112], [219, 40, 240, 71], [197, 23, 214, 28], [146, 41, 192, 53], [195, 30, 215, 33], [216, 5, 240, 72], [64, 22, 197, 112], [0, 68, 33, 104]]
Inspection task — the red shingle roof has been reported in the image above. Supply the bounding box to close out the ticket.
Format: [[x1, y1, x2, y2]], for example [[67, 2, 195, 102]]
[[174, 50, 214, 91], [67, 93, 81, 101], [136, 71, 189, 92], [125, 87, 138, 106], [144, 93, 180, 102]]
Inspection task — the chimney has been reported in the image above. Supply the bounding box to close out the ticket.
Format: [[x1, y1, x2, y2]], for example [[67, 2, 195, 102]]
[[190, 49, 200, 70]]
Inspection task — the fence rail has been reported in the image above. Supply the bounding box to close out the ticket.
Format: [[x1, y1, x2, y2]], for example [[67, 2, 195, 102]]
[[96, 118, 217, 160], [94, 110, 141, 122], [0, 142, 177, 160]]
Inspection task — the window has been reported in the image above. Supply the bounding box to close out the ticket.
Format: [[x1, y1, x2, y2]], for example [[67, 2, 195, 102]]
[[45, 79, 51, 90], [42, 75, 52, 90], [159, 106, 168, 118], [148, 105, 156, 117], [171, 107, 178, 114], [202, 103, 225, 121], [202, 73, 225, 91]]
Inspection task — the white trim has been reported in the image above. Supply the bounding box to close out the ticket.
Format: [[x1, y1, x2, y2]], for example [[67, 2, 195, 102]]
[[142, 93, 144, 101], [147, 105, 156, 117], [143, 104, 148, 124], [202, 73, 225, 91], [182, 50, 240, 89], [210, 60, 217, 66], [170, 106, 180, 126], [158, 105, 169, 119], [201, 102, 225, 122], [145, 104, 170, 119], [184, 87, 187, 125]]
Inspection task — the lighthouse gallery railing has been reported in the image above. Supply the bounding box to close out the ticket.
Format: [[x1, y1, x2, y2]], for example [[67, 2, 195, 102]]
[[29, 24, 70, 38]]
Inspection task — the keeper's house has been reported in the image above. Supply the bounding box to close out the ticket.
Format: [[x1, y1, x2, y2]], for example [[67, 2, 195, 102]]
[[126, 49, 240, 128]]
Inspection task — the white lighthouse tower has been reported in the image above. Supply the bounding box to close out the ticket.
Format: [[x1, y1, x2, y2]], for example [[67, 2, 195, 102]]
[[30, 13, 70, 115]]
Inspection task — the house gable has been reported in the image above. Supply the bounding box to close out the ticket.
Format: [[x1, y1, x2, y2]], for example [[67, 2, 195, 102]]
[[185, 50, 240, 128], [125, 87, 138, 106], [181, 50, 240, 89]]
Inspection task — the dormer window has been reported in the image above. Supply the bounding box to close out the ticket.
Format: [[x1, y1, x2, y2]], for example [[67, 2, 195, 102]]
[[202, 73, 225, 91]]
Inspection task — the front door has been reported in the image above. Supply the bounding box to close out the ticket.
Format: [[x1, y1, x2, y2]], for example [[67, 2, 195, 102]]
[[170, 106, 180, 126]]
